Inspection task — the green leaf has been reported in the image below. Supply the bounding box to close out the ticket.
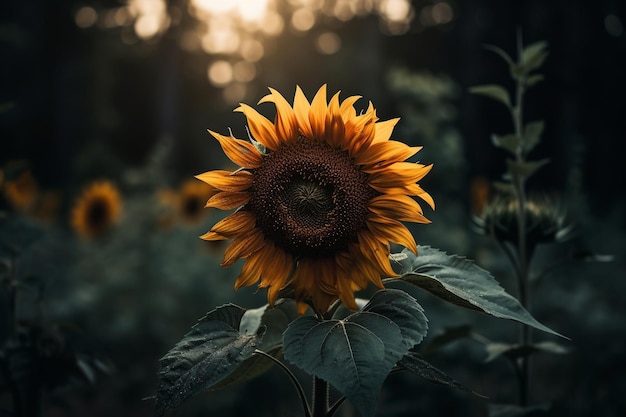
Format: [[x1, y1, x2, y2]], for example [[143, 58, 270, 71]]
[[388, 246, 566, 338], [492, 133, 521, 155], [488, 402, 551, 417], [283, 289, 427, 417], [363, 289, 429, 349], [522, 121, 544, 153], [525, 74, 544, 87], [483, 340, 569, 362], [483, 44, 514, 68], [506, 158, 550, 180], [397, 352, 485, 398], [155, 304, 264, 416], [492, 181, 515, 194], [419, 324, 473, 355], [469, 85, 511, 107], [208, 299, 300, 392], [520, 41, 549, 74]]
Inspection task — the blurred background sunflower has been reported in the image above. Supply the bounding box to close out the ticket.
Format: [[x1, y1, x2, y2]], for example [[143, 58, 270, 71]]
[[71, 180, 123, 238]]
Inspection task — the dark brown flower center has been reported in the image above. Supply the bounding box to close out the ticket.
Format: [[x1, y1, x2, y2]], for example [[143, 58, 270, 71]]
[[248, 137, 376, 258], [86, 198, 111, 232], [182, 195, 203, 219]]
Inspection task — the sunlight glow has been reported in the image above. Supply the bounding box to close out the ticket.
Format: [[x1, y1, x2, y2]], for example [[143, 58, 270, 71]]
[[127, 0, 169, 39], [102, 0, 445, 95]]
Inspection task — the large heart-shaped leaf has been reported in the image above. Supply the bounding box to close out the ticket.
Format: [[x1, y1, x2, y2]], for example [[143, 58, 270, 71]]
[[388, 246, 565, 338], [283, 289, 427, 417], [155, 302, 296, 416], [208, 299, 300, 392]]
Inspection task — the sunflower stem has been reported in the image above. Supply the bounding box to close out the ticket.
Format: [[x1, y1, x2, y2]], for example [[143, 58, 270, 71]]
[[312, 375, 329, 417], [253, 349, 311, 417], [327, 395, 347, 417]]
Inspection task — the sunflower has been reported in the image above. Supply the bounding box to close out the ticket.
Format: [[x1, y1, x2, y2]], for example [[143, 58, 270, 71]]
[[71, 181, 122, 238], [177, 179, 213, 224], [197, 85, 434, 315]]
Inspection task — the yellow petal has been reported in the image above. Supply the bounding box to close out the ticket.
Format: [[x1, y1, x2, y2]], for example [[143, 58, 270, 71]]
[[308, 84, 327, 140], [259, 244, 294, 306], [221, 228, 266, 267], [325, 91, 345, 148], [208, 130, 262, 169], [336, 266, 358, 310], [368, 163, 433, 187], [355, 140, 422, 167], [372, 118, 400, 143], [369, 183, 435, 211], [349, 243, 385, 288], [235, 103, 280, 150], [347, 104, 376, 157], [205, 191, 251, 210], [293, 85, 313, 138], [366, 216, 418, 254], [368, 194, 431, 223], [259, 87, 298, 144], [339, 94, 361, 120], [234, 251, 265, 289], [195, 170, 253, 192], [202, 210, 255, 239], [357, 230, 397, 277]]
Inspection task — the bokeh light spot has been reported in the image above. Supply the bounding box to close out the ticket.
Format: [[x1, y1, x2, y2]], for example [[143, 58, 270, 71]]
[[380, 0, 411, 22], [240, 39, 265, 62], [316, 32, 341, 54], [75, 6, 98, 29], [291, 8, 316, 31], [432, 2, 453, 24], [208, 60, 234, 86], [223, 83, 248, 104], [233, 61, 257, 82], [262, 11, 285, 36]]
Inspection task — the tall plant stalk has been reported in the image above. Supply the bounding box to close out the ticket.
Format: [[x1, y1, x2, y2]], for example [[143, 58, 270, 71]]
[[470, 30, 551, 408], [511, 31, 531, 406]]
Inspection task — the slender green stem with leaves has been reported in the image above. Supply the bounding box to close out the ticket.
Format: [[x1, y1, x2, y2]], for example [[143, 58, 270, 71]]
[[470, 32, 553, 408]]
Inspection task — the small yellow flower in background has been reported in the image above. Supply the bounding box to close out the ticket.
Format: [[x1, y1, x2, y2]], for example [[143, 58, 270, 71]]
[[177, 179, 213, 224], [71, 180, 122, 238], [197, 85, 434, 315], [4, 169, 39, 212]]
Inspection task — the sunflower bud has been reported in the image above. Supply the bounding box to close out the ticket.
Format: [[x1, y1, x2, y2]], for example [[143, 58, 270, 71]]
[[475, 192, 573, 253]]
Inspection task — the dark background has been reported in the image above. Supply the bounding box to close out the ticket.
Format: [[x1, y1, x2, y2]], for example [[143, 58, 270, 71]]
[[1, 0, 625, 416]]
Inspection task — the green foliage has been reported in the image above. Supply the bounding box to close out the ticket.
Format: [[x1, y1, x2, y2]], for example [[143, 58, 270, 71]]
[[283, 289, 427, 417], [506, 159, 551, 182], [154, 244, 570, 416], [522, 120, 544, 153], [155, 302, 298, 416], [491, 133, 521, 155], [470, 39, 550, 183], [388, 246, 565, 338], [483, 341, 569, 363], [397, 352, 483, 397], [469, 84, 511, 107]]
